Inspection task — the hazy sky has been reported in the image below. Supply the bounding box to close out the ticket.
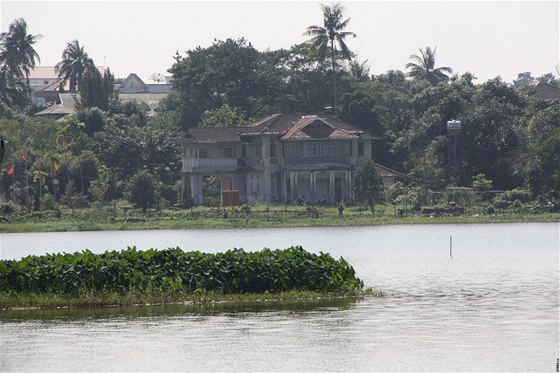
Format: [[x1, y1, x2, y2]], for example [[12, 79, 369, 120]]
[[1, 1, 558, 84]]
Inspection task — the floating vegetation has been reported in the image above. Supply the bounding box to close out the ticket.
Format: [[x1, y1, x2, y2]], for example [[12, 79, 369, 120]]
[[0, 247, 364, 301]]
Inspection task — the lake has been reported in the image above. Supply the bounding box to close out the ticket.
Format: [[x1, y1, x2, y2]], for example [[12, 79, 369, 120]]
[[0, 223, 558, 371]]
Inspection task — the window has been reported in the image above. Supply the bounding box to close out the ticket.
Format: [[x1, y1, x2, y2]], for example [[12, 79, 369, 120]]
[[225, 147, 234, 158], [44, 80, 49, 85], [358, 142, 364, 156], [270, 143, 276, 157], [198, 148, 208, 158], [327, 143, 339, 157], [319, 143, 326, 156]]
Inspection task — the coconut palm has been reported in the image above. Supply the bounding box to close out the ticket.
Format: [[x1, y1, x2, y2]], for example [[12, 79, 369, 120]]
[[56, 40, 95, 92], [0, 70, 29, 108], [0, 18, 42, 87], [406, 47, 453, 85], [304, 3, 356, 115]]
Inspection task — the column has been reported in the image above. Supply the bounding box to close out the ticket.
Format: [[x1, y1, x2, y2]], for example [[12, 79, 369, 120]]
[[346, 171, 352, 202], [310, 172, 316, 202], [290, 172, 296, 202], [190, 174, 203, 206], [329, 171, 335, 202], [294, 172, 298, 201]]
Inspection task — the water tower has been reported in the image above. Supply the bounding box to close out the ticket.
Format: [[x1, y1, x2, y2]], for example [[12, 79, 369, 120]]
[[447, 120, 464, 185]]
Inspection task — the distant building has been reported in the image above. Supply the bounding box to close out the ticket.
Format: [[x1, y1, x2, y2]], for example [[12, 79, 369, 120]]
[[524, 80, 559, 101], [34, 71, 172, 120], [180, 113, 404, 205], [115, 73, 172, 94], [27, 66, 108, 106]]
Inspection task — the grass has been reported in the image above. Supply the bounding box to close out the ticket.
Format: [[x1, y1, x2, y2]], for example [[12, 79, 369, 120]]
[[1, 203, 558, 233]]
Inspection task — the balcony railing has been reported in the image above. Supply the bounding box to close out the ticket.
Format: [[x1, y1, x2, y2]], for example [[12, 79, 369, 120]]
[[183, 158, 238, 173], [283, 156, 350, 165]]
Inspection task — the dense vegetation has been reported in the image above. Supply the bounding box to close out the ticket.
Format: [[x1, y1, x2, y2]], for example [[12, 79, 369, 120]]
[[1, 7, 559, 218], [0, 246, 364, 297]]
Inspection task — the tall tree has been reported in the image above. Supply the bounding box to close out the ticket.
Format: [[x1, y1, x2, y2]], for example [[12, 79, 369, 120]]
[[168, 38, 283, 128], [406, 47, 452, 85], [0, 18, 42, 88], [80, 66, 114, 110], [55, 40, 94, 93], [304, 3, 356, 116], [352, 160, 385, 216]]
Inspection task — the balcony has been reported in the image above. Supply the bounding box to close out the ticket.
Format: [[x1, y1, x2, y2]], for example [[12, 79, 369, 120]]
[[182, 158, 239, 173]]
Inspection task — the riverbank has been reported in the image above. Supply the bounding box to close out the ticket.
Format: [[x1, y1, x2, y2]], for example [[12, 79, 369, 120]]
[[1, 204, 558, 233]]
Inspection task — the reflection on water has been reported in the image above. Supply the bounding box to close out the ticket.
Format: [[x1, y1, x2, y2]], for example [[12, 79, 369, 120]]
[[0, 297, 358, 320], [0, 223, 558, 371]]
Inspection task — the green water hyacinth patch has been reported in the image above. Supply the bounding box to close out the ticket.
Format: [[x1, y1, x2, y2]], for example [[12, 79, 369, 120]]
[[0, 247, 364, 296]]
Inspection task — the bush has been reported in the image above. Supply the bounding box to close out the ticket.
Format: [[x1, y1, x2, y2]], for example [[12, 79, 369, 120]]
[[486, 205, 496, 215], [502, 188, 532, 204], [0, 201, 17, 215], [127, 170, 159, 212]]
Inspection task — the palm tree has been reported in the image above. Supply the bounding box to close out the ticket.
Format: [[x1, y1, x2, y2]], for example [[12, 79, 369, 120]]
[[0, 70, 29, 108], [406, 47, 453, 85], [56, 40, 94, 92], [0, 18, 42, 87], [304, 3, 356, 115]]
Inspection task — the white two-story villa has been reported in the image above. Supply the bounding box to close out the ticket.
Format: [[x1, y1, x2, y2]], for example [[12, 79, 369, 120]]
[[180, 113, 403, 205]]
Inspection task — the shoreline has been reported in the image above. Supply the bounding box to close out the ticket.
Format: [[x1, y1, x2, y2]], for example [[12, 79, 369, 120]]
[[1, 212, 558, 233], [0, 289, 379, 312]]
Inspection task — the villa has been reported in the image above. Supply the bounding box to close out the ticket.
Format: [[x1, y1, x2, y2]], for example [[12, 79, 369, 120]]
[[180, 113, 404, 206]]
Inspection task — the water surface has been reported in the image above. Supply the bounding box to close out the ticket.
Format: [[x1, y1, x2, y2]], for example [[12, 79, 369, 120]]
[[1, 223, 558, 371]]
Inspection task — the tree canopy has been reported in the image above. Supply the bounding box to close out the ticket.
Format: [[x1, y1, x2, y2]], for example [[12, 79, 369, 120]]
[[304, 3, 356, 115], [0, 18, 42, 87], [406, 47, 452, 85], [56, 40, 94, 93]]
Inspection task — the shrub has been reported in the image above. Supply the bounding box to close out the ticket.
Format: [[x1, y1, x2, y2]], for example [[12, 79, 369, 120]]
[[486, 205, 495, 215], [127, 170, 159, 212]]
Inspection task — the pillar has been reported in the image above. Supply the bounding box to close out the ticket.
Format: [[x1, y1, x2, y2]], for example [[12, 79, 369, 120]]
[[329, 171, 335, 202], [189, 174, 203, 206], [310, 172, 316, 202]]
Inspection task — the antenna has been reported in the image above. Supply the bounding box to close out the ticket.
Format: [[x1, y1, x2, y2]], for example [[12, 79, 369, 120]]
[[150, 72, 165, 84]]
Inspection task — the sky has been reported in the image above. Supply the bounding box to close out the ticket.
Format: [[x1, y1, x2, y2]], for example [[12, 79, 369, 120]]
[[1, 1, 558, 84]]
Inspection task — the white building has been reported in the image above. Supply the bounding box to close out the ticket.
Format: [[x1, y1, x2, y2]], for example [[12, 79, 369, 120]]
[[181, 113, 403, 205]]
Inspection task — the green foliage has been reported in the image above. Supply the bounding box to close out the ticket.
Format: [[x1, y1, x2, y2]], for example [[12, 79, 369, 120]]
[[304, 3, 356, 114], [127, 170, 159, 212], [527, 134, 560, 202], [472, 173, 493, 191], [169, 38, 283, 128], [352, 160, 385, 216], [55, 40, 94, 93], [339, 89, 383, 135], [406, 47, 452, 85], [200, 104, 249, 128], [0, 18, 41, 87], [79, 67, 114, 111], [0, 246, 363, 295]]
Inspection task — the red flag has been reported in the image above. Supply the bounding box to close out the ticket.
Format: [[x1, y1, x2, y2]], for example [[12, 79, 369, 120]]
[[7, 165, 14, 175], [22, 150, 27, 161]]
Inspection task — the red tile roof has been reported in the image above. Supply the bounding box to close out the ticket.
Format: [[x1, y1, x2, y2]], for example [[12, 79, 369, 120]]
[[185, 113, 377, 143]]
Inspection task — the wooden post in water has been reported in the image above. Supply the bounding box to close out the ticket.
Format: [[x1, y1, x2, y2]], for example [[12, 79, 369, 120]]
[[450, 235, 453, 258]]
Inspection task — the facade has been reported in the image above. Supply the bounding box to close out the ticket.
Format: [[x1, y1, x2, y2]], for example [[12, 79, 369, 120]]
[[181, 113, 403, 205]]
